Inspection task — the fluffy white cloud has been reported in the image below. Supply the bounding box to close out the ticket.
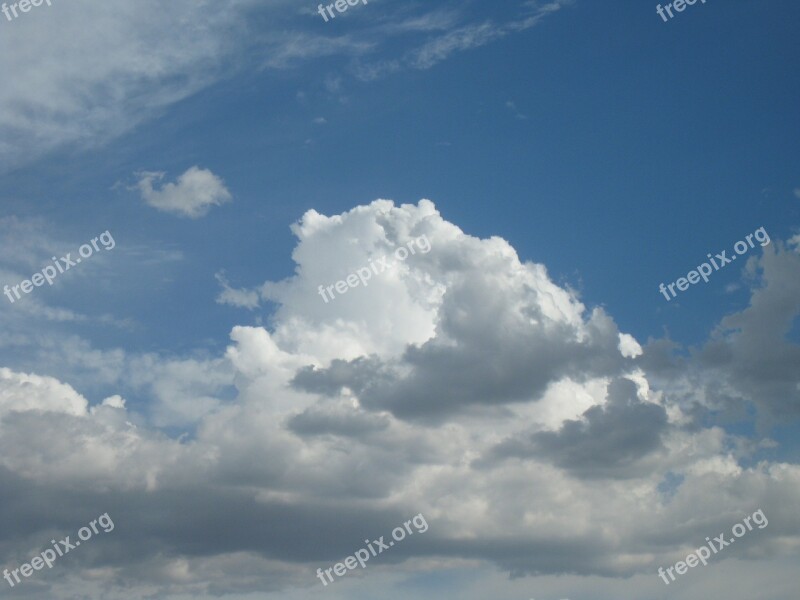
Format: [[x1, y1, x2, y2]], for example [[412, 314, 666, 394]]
[[0, 367, 87, 417], [135, 166, 232, 218]]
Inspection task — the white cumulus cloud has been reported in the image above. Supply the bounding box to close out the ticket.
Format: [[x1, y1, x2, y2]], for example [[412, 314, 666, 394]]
[[135, 166, 232, 218]]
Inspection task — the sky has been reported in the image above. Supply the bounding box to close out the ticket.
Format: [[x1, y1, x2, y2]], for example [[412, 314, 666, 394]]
[[0, 0, 799, 598]]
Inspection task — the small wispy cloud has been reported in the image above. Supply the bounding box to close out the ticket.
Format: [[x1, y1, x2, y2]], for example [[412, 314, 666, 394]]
[[407, 21, 503, 70], [506, 100, 529, 120], [262, 34, 374, 70], [214, 271, 260, 310], [354, 0, 570, 80], [373, 9, 461, 35]]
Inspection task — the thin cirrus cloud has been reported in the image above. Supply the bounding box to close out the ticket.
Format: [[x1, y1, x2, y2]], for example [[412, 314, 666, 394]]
[[0, 0, 569, 170], [135, 166, 233, 218], [0, 0, 268, 171], [351, 1, 571, 80]]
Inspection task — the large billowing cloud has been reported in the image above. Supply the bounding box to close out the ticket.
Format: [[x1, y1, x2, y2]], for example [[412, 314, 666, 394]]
[[1, 200, 798, 599], [286, 206, 635, 420]]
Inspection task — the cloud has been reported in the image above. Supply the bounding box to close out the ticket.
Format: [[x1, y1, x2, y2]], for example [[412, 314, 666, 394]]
[[0, 367, 87, 417], [486, 378, 669, 478], [280, 200, 633, 421], [374, 9, 461, 35], [0, 0, 270, 170], [407, 21, 506, 70], [127, 354, 235, 428], [215, 271, 261, 310], [287, 403, 391, 438], [1, 1, 570, 170], [506, 100, 529, 120], [262, 33, 375, 69], [0, 217, 136, 330], [641, 241, 800, 427], [354, 0, 571, 79], [1, 199, 799, 598], [135, 166, 232, 218]]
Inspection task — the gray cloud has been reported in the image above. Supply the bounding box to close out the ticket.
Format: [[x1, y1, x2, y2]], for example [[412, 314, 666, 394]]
[[642, 241, 800, 429], [485, 378, 669, 478], [287, 404, 390, 437], [292, 302, 633, 422]]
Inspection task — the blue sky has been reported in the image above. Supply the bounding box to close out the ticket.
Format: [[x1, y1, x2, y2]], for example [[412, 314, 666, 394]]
[[4, 0, 799, 352], [1, 1, 799, 599]]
